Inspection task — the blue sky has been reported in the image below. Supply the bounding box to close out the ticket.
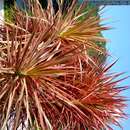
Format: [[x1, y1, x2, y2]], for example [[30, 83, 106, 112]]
[[102, 6, 130, 130]]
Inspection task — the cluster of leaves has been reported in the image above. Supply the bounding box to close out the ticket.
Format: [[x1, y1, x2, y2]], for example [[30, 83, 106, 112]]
[[0, 0, 128, 130], [4, 0, 14, 22]]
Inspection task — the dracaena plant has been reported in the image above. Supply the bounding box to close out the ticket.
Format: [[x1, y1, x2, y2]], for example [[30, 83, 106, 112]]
[[0, 0, 128, 130]]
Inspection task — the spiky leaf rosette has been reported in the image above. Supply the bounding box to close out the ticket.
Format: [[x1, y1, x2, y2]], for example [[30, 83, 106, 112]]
[[0, 0, 127, 130], [1, 0, 108, 64]]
